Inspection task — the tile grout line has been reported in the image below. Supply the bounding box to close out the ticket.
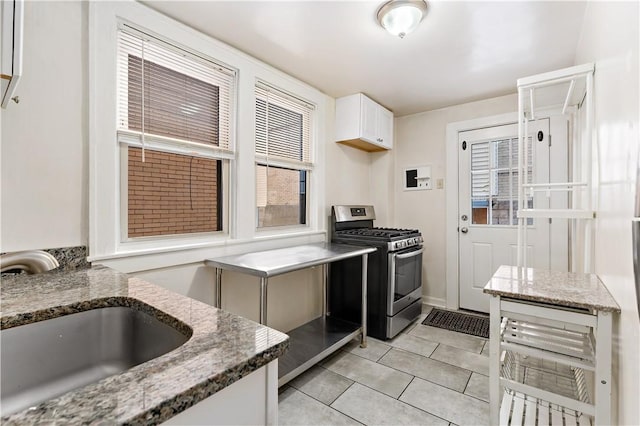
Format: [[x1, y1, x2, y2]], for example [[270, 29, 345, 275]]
[[284, 381, 365, 425], [409, 329, 487, 355], [394, 377, 460, 426], [428, 349, 490, 374], [461, 369, 473, 394], [396, 374, 416, 401], [374, 347, 476, 393], [331, 376, 453, 426]]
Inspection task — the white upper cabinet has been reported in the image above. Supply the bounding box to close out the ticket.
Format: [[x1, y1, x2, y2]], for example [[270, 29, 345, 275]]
[[335, 93, 394, 151]]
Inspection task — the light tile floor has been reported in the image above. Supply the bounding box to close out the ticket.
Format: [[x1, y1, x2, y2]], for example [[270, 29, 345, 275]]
[[278, 308, 490, 425]]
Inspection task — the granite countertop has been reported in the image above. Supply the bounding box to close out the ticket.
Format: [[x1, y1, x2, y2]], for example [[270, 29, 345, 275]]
[[483, 265, 620, 313], [0, 266, 289, 424]]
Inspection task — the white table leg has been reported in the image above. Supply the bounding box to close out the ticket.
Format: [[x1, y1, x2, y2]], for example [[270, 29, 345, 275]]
[[595, 310, 612, 425], [490, 295, 502, 425]]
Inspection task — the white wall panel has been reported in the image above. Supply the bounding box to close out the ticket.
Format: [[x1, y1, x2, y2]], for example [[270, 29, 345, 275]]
[[575, 3, 639, 424], [0, 1, 87, 251]]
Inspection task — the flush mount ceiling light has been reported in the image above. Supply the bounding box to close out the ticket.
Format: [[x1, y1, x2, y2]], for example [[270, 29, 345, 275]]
[[376, 0, 428, 39]]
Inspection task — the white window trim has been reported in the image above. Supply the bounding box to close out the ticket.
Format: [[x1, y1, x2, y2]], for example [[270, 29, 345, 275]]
[[89, 1, 326, 265]]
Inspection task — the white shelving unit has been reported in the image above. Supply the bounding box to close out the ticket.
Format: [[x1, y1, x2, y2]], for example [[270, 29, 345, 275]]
[[486, 64, 620, 426], [516, 63, 595, 273], [486, 266, 620, 426]]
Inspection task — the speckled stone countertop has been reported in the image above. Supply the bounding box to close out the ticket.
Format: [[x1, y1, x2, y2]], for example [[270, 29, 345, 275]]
[[0, 266, 289, 425], [483, 265, 620, 313]]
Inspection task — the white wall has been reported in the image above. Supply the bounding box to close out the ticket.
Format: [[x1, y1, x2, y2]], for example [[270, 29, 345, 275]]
[[1, 1, 87, 251], [575, 2, 639, 424], [0, 1, 372, 333], [325, 137, 373, 209], [393, 94, 517, 305]]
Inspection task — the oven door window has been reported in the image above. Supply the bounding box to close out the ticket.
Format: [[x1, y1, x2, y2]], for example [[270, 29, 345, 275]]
[[391, 247, 423, 313]]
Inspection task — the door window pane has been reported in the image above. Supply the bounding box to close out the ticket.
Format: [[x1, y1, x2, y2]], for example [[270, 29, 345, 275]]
[[471, 137, 533, 226]]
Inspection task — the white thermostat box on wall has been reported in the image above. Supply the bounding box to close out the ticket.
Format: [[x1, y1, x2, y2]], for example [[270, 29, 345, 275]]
[[404, 166, 432, 191]]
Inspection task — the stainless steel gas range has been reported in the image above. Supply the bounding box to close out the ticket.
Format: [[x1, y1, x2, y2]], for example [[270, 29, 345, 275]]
[[329, 205, 423, 339]]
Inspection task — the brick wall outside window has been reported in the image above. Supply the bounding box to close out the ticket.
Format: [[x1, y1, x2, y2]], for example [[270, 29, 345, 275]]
[[127, 147, 220, 237], [256, 165, 304, 227]]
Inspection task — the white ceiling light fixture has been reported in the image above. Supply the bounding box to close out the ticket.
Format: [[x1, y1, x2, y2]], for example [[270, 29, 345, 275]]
[[377, 0, 428, 39]]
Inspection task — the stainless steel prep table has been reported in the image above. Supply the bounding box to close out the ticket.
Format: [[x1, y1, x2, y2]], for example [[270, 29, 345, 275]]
[[205, 242, 375, 386]]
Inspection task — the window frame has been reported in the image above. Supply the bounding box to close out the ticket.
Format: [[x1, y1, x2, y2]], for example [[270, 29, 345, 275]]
[[115, 22, 235, 245], [89, 1, 327, 264], [254, 81, 315, 231], [115, 25, 234, 242]]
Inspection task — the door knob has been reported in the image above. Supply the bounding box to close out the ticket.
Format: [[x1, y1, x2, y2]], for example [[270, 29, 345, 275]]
[[460, 227, 469, 234]]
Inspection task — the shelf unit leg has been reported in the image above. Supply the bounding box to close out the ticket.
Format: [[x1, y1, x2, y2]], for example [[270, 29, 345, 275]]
[[595, 311, 613, 425], [360, 253, 368, 348], [490, 295, 502, 425], [215, 267, 222, 309], [322, 264, 328, 316], [260, 277, 268, 325]]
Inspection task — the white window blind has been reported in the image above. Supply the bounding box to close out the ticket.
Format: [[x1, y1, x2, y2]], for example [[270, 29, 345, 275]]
[[255, 82, 314, 169], [117, 24, 236, 157], [471, 142, 491, 199]]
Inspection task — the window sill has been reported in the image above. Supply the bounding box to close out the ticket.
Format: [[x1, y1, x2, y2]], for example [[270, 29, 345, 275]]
[[88, 230, 327, 273]]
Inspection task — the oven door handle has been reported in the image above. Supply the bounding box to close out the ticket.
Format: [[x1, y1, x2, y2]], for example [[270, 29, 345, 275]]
[[395, 247, 424, 259]]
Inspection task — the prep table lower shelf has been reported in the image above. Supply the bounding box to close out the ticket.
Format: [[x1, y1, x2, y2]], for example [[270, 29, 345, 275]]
[[278, 316, 361, 386]]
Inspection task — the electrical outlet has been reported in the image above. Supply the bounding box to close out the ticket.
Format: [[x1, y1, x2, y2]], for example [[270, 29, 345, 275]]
[[436, 178, 444, 189]]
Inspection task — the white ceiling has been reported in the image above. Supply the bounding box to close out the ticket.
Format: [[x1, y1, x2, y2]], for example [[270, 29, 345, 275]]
[[143, 1, 587, 116]]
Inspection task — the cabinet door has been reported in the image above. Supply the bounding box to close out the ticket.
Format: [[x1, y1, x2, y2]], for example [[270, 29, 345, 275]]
[[360, 95, 378, 144], [377, 106, 393, 149]]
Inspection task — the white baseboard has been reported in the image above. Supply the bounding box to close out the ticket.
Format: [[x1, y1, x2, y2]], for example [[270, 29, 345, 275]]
[[422, 296, 446, 309]]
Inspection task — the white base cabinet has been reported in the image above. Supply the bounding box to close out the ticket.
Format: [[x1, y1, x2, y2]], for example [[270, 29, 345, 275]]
[[335, 93, 393, 151], [162, 361, 278, 425]]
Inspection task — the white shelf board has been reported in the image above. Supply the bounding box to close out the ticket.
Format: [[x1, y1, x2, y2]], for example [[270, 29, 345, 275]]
[[500, 391, 593, 426], [517, 63, 594, 89], [517, 209, 595, 219]]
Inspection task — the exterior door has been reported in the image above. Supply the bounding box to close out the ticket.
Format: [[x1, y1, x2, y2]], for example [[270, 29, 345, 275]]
[[458, 120, 551, 312]]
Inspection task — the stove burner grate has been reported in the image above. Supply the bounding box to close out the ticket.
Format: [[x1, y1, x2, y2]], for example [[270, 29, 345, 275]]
[[335, 227, 419, 240]]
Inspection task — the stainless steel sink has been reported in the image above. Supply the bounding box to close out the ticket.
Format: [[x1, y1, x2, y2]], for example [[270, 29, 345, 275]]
[[1, 306, 191, 416]]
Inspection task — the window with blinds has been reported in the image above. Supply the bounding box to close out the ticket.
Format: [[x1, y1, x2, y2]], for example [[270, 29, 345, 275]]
[[117, 25, 235, 153], [255, 83, 314, 228], [117, 24, 235, 238]]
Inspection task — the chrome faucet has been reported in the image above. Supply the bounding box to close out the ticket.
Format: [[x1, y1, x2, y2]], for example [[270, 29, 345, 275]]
[[0, 250, 59, 274]]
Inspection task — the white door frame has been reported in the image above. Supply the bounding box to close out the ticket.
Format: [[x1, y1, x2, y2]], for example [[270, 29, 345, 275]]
[[445, 112, 518, 310]]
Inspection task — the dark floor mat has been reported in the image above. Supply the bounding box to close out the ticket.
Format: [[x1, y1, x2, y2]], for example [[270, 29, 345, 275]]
[[421, 308, 489, 338]]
